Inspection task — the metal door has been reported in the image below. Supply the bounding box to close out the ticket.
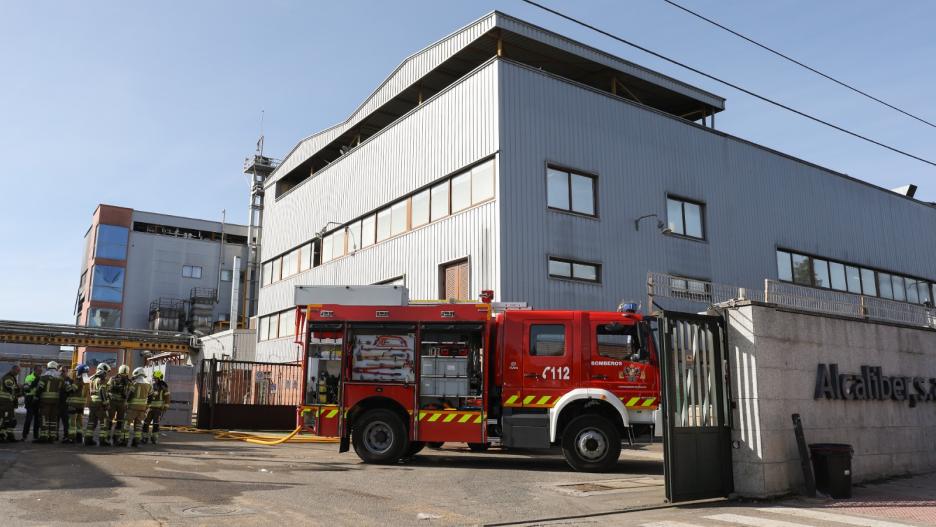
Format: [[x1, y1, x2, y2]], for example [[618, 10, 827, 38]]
[[659, 311, 733, 502]]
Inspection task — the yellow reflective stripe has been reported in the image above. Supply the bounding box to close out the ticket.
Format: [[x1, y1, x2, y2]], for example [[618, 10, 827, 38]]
[[536, 395, 551, 405], [505, 395, 518, 405], [458, 413, 472, 423], [474, 414, 483, 424], [642, 397, 656, 407], [428, 413, 441, 422], [522, 395, 535, 405], [326, 409, 339, 418], [443, 413, 457, 423], [626, 397, 640, 407], [418, 411, 427, 421]]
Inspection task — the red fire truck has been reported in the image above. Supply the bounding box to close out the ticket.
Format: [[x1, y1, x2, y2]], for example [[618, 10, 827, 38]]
[[295, 296, 659, 472]]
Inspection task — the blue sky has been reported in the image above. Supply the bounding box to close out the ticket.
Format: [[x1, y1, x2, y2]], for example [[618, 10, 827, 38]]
[[1, 1, 934, 323]]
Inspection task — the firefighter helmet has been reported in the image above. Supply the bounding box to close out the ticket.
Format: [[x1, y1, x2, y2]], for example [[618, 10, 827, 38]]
[[96, 363, 111, 374], [47, 361, 60, 370], [118, 365, 130, 375], [131, 367, 145, 378], [75, 364, 89, 375], [152, 370, 164, 380]]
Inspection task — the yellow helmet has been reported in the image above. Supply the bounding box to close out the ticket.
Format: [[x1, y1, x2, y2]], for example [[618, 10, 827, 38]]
[[152, 370, 164, 380]]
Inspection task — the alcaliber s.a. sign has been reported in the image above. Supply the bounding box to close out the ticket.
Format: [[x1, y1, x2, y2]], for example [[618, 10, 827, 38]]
[[814, 363, 936, 408]]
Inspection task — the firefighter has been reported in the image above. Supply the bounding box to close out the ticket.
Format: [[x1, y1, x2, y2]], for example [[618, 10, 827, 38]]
[[106, 364, 132, 446], [58, 365, 71, 441], [125, 368, 152, 447], [35, 361, 65, 443], [21, 366, 40, 441], [63, 364, 89, 444], [142, 369, 170, 445], [84, 363, 111, 446], [0, 365, 20, 442]]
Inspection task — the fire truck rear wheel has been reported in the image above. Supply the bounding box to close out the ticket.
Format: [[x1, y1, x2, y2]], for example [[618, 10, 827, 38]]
[[352, 409, 410, 464], [561, 415, 621, 472]]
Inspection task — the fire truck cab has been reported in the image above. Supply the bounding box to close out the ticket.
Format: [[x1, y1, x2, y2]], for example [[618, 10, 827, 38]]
[[297, 299, 659, 472]]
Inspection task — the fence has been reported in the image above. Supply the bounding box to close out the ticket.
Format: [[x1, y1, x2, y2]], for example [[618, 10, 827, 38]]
[[197, 359, 304, 430], [648, 272, 936, 330]]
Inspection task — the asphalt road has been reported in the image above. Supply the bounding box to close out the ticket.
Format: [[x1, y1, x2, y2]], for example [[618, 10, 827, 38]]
[[1, 432, 932, 526]]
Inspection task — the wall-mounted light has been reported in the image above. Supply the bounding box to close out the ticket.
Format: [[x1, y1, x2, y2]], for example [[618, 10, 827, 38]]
[[316, 221, 359, 253], [634, 213, 673, 234]]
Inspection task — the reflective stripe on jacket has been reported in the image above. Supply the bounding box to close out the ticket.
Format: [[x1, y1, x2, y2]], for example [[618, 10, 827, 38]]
[[88, 376, 108, 405], [0, 373, 17, 402], [148, 380, 170, 409], [128, 379, 152, 411], [38, 374, 64, 402], [66, 379, 88, 408]]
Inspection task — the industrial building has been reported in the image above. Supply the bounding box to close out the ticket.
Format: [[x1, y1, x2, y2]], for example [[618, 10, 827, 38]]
[[253, 11, 936, 363], [74, 204, 250, 368]]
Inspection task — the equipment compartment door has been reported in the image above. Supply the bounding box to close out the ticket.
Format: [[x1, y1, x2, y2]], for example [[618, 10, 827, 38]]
[[513, 316, 577, 410], [659, 311, 732, 502]]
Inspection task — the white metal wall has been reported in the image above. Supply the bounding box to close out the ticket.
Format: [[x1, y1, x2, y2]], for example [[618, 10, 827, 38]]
[[497, 59, 936, 310], [256, 62, 500, 363]]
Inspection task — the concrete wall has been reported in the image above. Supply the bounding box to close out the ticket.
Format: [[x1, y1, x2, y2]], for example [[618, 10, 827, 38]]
[[726, 302, 936, 497]]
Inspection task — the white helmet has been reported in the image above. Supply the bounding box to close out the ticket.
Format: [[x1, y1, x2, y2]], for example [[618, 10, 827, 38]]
[[118, 365, 130, 375], [96, 363, 111, 374], [47, 361, 60, 370], [132, 367, 145, 378]]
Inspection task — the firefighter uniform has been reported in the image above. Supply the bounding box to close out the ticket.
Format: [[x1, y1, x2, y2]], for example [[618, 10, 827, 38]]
[[64, 365, 90, 443], [36, 362, 65, 443], [21, 369, 40, 441], [126, 368, 152, 447], [84, 364, 111, 446], [0, 366, 20, 442], [106, 365, 132, 446], [143, 372, 170, 444]]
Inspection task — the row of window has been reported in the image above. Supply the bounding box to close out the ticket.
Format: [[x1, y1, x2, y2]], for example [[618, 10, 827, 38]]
[[530, 323, 646, 361], [258, 309, 297, 341], [548, 257, 600, 283], [261, 159, 495, 286], [777, 250, 934, 305]]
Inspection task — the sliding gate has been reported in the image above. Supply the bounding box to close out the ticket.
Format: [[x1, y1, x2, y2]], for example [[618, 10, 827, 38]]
[[659, 311, 733, 502], [197, 359, 303, 430]]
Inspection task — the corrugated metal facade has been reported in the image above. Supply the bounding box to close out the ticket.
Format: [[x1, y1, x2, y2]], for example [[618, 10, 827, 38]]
[[498, 59, 936, 309], [256, 62, 500, 362]]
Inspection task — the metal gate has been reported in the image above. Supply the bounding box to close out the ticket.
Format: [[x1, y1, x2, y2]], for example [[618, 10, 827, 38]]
[[659, 311, 733, 502], [197, 359, 303, 430]]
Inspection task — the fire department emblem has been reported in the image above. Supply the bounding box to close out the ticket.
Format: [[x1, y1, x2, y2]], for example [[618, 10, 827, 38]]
[[620, 365, 642, 382]]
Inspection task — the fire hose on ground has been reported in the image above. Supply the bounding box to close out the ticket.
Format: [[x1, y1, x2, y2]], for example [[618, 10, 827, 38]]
[[166, 425, 338, 445]]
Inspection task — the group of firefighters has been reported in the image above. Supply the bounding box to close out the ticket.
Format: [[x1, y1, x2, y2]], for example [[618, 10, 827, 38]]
[[0, 361, 170, 447]]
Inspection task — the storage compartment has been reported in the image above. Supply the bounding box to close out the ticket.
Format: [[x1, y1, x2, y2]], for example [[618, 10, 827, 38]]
[[420, 377, 468, 397], [436, 357, 467, 377], [502, 412, 550, 449]]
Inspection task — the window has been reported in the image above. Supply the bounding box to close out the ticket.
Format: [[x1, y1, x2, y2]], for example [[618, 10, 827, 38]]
[[878, 272, 894, 299], [361, 214, 376, 247], [299, 243, 312, 271], [87, 308, 121, 328], [596, 323, 639, 361], [282, 251, 297, 278], [892, 275, 906, 301], [906, 278, 920, 304], [321, 234, 333, 263], [262, 261, 273, 286], [670, 277, 711, 302], [813, 259, 830, 288], [390, 201, 408, 236], [347, 221, 362, 252], [667, 197, 704, 239], [95, 225, 129, 260], [91, 265, 125, 302], [861, 268, 877, 296], [182, 265, 203, 279], [548, 257, 600, 283], [279, 309, 295, 338], [440, 259, 470, 300], [547, 167, 596, 216], [471, 159, 495, 204], [267, 313, 280, 340], [220, 269, 233, 282], [411, 189, 430, 228], [271, 258, 281, 281], [920, 283, 932, 305], [376, 208, 392, 242], [792, 254, 812, 286], [845, 266, 861, 294], [430, 181, 449, 221], [829, 262, 847, 291], [777, 251, 792, 282], [530, 324, 565, 356], [258, 316, 269, 341], [451, 172, 471, 213]]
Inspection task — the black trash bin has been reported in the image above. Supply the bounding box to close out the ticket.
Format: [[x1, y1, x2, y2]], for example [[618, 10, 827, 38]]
[[809, 443, 853, 498]]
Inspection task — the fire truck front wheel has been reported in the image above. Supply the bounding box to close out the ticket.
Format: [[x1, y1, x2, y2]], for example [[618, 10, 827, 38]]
[[561, 415, 621, 472], [352, 409, 410, 464]]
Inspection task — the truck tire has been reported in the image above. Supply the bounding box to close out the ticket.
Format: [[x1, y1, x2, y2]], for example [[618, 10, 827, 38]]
[[404, 441, 425, 459], [561, 415, 621, 472], [351, 409, 410, 464]]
